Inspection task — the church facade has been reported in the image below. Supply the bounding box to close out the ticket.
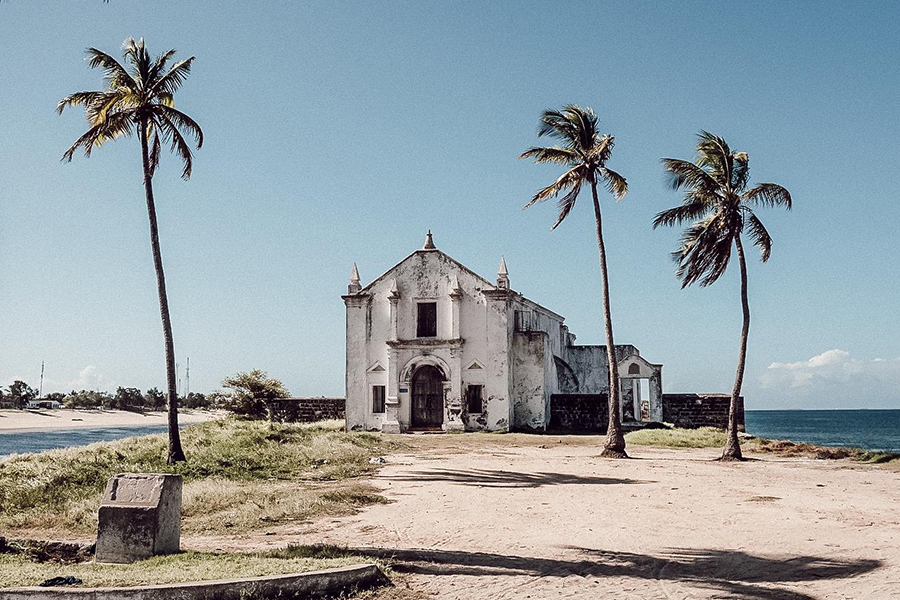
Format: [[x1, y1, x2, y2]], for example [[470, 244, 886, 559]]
[[342, 233, 663, 433]]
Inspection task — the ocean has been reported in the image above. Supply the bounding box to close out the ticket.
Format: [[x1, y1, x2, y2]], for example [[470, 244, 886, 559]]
[[0, 410, 898, 456], [0, 424, 171, 457], [745, 409, 900, 453]]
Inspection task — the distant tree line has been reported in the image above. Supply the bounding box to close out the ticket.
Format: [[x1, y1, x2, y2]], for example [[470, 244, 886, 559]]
[[0, 380, 210, 411]]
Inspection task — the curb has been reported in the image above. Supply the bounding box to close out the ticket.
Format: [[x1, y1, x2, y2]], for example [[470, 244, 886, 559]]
[[0, 563, 388, 600]]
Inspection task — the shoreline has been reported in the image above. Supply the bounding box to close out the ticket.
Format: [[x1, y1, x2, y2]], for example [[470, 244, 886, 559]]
[[0, 408, 224, 434]]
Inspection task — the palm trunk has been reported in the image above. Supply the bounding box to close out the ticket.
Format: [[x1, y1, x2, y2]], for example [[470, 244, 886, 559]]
[[591, 183, 627, 458], [139, 120, 186, 464], [722, 235, 749, 461]]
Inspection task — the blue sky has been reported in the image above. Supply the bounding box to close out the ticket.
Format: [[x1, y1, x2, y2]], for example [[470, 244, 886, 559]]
[[1, 1, 899, 409]]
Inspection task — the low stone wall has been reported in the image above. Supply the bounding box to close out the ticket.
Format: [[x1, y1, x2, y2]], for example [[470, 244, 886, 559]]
[[548, 394, 609, 433], [267, 397, 345, 423], [0, 564, 387, 600], [661, 394, 744, 430]]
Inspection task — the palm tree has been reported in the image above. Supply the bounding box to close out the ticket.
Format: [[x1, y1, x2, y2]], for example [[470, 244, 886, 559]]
[[58, 38, 203, 464], [520, 105, 629, 458], [654, 131, 791, 460]]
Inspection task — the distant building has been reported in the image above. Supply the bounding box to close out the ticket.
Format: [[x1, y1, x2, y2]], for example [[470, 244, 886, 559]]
[[342, 232, 663, 433], [26, 399, 61, 410]]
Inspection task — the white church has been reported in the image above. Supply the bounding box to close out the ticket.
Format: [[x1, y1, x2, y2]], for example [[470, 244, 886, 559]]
[[342, 232, 663, 433]]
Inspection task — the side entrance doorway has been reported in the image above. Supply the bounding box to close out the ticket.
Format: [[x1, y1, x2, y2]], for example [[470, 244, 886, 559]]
[[411, 365, 444, 428]]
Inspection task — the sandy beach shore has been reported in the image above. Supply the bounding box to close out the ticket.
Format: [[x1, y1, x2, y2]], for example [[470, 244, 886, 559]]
[[192, 434, 900, 599], [0, 408, 224, 433]]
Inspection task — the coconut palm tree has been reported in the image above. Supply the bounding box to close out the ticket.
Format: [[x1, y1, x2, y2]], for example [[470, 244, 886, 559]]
[[520, 105, 629, 458], [654, 131, 791, 460], [58, 38, 203, 464]]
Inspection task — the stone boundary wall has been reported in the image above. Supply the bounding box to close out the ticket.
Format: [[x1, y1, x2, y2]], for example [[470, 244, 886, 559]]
[[268, 397, 346, 423], [0, 564, 386, 600], [661, 394, 744, 430], [548, 394, 609, 433]]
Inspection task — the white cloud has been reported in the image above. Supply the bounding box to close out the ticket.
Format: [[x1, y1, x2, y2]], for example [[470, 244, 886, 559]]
[[760, 349, 900, 400], [67, 365, 116, 392]]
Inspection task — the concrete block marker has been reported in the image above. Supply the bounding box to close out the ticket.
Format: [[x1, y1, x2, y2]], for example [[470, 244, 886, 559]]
[[95, 474, 182, 564]]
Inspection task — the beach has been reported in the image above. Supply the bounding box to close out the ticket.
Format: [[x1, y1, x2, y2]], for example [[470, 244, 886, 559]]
[[0, 408, 223, 433]]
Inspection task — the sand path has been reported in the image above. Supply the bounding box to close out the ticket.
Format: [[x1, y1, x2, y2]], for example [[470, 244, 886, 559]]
[[189, 436, 900, 599], [0, 409, 223, 432]]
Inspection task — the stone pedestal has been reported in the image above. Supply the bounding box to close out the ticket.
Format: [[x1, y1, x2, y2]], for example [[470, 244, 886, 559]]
[[95, 473, 182, 564]]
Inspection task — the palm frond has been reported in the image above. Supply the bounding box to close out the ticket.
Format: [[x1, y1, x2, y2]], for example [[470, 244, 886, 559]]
[[155, 105, 203, 148], [147, 49, 178, 86], [731, 151, 749, 192], [150, 57, 195, 97], [600, 166, 627, 201], [562, 105, 597, 152], [60, 110, 135, 161], [84, 48, 136, 91], [744, 210, 772, 262], [519, 146, 579, 165], [537, 109, 580, 146], [695, 131, 732, 187], [551, 183, 582, 230], [56, 91, 106, 115], [661, 158, 718, 193], [673, 212, 735, 287], [652, 200, 712, 229], [523, 166, 584, 209], [743, 183, 792, 210], [156, 112, 195, 179], [148, 126, 162, 178], [587, 134, 614, 166]]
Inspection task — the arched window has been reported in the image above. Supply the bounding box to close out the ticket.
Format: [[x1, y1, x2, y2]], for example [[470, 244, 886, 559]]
[[628, 363, 641, 375]]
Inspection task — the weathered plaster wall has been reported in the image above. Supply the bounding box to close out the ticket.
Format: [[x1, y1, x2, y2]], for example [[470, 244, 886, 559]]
[[511, 332, 551, 431], [565, 344, 639, 394]]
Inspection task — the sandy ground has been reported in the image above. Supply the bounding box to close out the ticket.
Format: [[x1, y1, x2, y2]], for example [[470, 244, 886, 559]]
[[190, 435, 900, 600], [0, 408, 223, 432]]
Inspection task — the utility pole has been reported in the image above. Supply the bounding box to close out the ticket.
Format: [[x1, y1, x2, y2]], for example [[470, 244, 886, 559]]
[[185, 357, 190, 397], [39, 361, 44, 399]]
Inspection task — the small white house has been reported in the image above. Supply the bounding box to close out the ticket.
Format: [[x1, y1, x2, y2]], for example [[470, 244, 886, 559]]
[[342, 233, 662, 433]]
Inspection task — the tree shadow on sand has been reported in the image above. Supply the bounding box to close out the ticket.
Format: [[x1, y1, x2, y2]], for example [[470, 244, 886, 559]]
[[386, 468, 651, 488], [340, 545, 881, 600]]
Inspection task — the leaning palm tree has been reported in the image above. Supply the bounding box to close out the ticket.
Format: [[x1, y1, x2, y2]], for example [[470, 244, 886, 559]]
[[654, 131, 791, 460], [58, 38, 203, 464], [520, 105, 629, 458]]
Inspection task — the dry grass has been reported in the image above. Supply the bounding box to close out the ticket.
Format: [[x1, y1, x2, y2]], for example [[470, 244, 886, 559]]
[[0, 418, 399, 538], [0, 544, 371, 588], [625, 426, 728, 448]]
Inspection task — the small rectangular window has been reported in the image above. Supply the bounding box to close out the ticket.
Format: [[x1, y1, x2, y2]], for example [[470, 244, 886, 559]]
[[417, 302, 437, 337], [466, 385, 483, 413], [372, 385, 385, 413]]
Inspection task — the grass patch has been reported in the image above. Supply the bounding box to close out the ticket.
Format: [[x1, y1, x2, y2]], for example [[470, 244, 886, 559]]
[[625, 426, 900, 464], [0, 544, 370, 588], [0, 418, 399, 537], [625, 426, 727, 448], [752, 438, 900, 463]]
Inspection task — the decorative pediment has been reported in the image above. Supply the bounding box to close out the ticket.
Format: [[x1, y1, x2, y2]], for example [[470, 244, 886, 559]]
[[465, 360, 484, 370], [617, 354, 661, 378], [367, 362, 386, 373]]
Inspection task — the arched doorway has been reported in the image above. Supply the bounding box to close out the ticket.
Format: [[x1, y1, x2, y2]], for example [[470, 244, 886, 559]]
[[411, 365, 444, 428]]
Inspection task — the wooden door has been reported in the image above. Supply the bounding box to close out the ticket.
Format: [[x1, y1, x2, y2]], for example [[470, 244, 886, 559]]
[[411, 365, 444, 428]]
